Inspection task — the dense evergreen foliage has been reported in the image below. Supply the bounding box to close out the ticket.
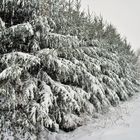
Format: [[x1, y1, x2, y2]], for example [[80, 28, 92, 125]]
[[0, 0, 139, 139]]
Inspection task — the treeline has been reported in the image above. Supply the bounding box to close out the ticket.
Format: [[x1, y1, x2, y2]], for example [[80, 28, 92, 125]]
[[39, 0, 133, 54], [0, 0, 139, 140]]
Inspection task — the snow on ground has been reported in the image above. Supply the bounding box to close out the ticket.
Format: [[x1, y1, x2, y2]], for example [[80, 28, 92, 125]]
[[54, 94, 140, 140]]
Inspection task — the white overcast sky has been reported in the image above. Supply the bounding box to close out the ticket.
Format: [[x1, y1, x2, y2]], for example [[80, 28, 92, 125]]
[[81, 0, 140, 51]]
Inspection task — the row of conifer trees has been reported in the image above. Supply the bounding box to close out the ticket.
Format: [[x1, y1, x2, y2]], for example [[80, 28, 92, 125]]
[[0, 0, 139, 139]]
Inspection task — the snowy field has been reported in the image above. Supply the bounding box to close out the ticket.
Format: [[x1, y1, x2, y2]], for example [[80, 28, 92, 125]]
[[51, 94, 140, 140]]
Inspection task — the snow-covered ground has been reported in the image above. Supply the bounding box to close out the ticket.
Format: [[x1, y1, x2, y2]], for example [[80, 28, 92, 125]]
[[52, 94, 140, 140]]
